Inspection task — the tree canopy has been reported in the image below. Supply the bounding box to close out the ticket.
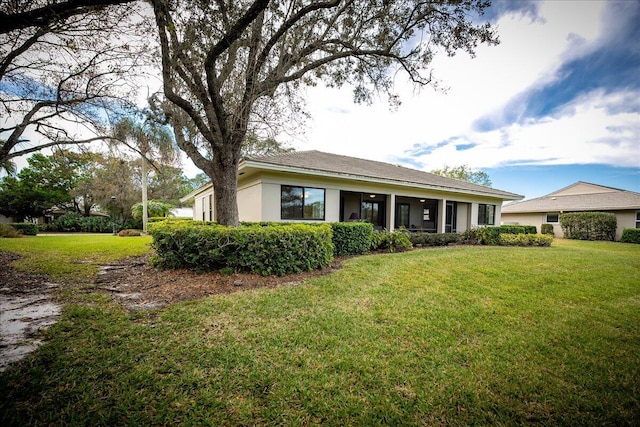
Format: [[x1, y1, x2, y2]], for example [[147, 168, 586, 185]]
[[431, 164, 492, 187], [152, 0, 499, 225]]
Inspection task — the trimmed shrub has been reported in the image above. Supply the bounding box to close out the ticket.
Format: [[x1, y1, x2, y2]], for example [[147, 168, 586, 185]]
[[498, 225, 537, 235], [370, 230, 413, 252], [149, 221, 334, 276], [331, 222, 373, 256], [541, 223, 555, 236], [462, 225, 538, 245], [0, 224, 21, 238], [9, 222, 38, 235], [148, 217, 194, 224], [499, 233, 553, 247], [620, 228, 640, 244], [461, 227, 501, 245], [409, 232, 460, 247], [560, 212, 617, 241], [118, 229, 141, 237]]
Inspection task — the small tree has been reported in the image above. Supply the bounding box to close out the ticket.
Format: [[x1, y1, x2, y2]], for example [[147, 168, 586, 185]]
[[113, 117, 176, 232], [131, 200, 174, 220]]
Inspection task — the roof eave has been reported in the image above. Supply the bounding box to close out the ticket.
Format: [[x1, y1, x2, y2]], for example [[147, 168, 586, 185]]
[[242, 160, 523, 201], [179, 182, 213, 203]]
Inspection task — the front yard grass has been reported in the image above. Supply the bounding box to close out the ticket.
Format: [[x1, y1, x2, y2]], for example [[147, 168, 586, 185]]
[[0, 234, 153, 283], [1, 238, 639, 425]]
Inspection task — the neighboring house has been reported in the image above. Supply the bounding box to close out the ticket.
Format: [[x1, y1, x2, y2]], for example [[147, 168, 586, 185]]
[[181, 150, 523, 232], [501, 182, 640, 240], [42, 207, 109, 224], [170, 207, 194, 218]]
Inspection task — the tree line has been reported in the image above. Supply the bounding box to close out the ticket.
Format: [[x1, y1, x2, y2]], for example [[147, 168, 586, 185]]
[[0, 148, 206, 223]]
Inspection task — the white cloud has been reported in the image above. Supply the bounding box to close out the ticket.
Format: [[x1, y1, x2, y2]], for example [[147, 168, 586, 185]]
[[293, 0, 639, 174], [412, 89, 640, 169]]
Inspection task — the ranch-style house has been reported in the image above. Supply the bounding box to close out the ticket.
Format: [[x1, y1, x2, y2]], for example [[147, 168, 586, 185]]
[[181, 150, 524, 232]]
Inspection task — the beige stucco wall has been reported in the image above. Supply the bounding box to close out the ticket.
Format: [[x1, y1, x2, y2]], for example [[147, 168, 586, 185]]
[[237, 180, 263, 222], [501, 212, 549, 234], [193, 193, 214, 221]]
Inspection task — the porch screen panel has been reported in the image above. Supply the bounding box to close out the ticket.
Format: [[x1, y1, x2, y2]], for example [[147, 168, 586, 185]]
[[397, 203, 410, 228]]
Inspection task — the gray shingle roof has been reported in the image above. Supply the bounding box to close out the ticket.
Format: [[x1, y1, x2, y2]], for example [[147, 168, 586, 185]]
[[245, 150, 522, 200], [502, 183, 640, 213]]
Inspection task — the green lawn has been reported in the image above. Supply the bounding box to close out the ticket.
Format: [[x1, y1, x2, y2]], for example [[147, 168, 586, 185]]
[[1, 237, 639, 425], [0, 234, 153, 283]]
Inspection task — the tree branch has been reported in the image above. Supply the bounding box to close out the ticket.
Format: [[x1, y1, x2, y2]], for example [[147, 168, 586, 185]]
[[0, 0, 135, 34]]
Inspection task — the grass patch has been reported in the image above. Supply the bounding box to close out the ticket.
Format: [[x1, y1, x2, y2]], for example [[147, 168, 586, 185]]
[[0, 234, 153, 283], [1, 239, 639, 425]]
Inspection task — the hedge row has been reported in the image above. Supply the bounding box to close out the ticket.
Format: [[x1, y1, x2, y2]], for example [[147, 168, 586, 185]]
[[8, 222, 38, 235], [238, 221, 379, 257], [409, 232, 461, 247], [499, 233, 553, 247], [620, 228, 640, 244], [149, 221, 334, 276], [497, 225, 538, 235], [560, 212, 616, 241], [461, 225, 536, 245], [40, 212, 143, 233], [148, 220, 554, 276]]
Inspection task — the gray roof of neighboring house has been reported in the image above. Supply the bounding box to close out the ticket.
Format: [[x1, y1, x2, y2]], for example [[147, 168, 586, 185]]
[[502, 182, 640, 213], [245, 150, 522, 200]]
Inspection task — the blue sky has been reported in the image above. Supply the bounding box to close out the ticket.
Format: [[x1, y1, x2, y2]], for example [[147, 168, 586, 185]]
[[295, 0, 640, 200]]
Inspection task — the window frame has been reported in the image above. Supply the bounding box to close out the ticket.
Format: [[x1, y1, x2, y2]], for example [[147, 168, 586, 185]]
[[478, 203, 496, 226], [546, 213, 559, 223], [280, 185, 326, 221], [635, 211, 640, 228]]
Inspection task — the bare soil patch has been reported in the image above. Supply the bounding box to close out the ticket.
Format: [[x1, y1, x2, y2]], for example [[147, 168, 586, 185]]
[[94, 254, 344, 311]]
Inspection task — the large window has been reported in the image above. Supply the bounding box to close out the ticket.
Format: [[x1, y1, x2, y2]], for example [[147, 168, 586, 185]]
[[281, 186, 325, 220], [636, 211, 640, 228], [478, 203, 495, 226]]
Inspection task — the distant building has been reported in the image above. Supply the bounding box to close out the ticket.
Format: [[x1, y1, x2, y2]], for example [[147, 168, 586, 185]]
[[501, 182, 640, 240], [170, 207, 194, 218]]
